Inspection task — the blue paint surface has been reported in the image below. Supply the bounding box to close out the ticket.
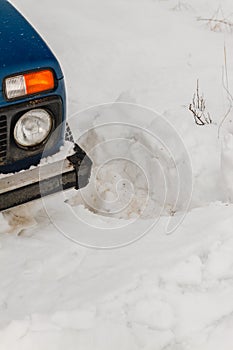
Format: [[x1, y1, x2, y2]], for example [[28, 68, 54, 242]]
[[0, 1, 63, 83]]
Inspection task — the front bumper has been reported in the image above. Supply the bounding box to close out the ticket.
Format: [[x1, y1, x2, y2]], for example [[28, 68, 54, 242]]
[[0, 144, 92, 212]]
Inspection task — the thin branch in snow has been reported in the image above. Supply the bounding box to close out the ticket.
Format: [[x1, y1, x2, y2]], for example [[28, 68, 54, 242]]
[[218, 44, 233, 138], [197, 6, 233, 33], [171, 1, 192, 12], [189, 80, 212, 126]]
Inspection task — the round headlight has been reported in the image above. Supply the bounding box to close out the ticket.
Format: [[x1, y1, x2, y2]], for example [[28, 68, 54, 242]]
[[14, 109, 52, 147]]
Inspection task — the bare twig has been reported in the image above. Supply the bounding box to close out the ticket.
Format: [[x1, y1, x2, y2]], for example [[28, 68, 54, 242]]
[[218, 44, 233, 138], [189, 80, 212, 126], [197, 18, 233, 28], [197, 6, 233, 33], [171, 1, 192, 12]]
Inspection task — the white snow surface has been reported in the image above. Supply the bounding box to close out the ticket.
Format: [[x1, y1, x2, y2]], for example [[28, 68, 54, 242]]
[[1, 0, 233, 348]]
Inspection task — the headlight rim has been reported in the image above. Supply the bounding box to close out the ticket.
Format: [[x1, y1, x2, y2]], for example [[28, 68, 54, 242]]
[[13, 108, 53, 149]]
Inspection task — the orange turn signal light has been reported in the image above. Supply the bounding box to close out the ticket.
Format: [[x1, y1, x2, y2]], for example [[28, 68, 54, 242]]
[[5, 69, 55, 100], [24, 70, 55, 95]]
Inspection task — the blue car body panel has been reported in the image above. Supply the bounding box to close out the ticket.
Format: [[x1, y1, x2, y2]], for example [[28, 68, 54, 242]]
[[0, 0, 66, 173], [0, 1, 63, 84]]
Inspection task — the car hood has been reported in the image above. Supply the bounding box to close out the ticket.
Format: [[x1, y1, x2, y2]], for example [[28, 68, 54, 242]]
[[0, 1, 63, 90]]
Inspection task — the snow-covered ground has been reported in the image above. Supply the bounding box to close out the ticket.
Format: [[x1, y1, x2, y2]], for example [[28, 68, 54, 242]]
[[1, 0, 233, 348]]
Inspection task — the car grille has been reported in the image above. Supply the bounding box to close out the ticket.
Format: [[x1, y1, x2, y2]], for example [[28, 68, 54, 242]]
[[0, 116, 7, 164]]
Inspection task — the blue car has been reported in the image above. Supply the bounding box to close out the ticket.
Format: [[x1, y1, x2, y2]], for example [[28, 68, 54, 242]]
[[0, 1, 91, 211]]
